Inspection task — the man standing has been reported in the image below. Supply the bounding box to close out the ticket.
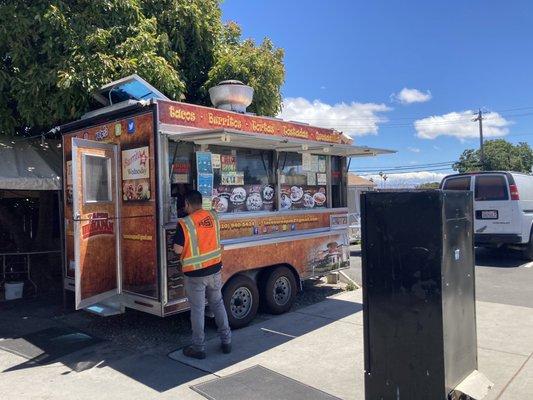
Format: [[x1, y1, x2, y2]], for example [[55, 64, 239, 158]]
[[173, 190, 231, 359]]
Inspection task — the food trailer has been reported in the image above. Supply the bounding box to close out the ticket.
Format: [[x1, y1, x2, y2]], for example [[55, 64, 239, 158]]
[[60, 76, 393, 327]]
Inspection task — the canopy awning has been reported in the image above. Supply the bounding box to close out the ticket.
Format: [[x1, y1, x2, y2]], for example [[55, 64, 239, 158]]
[[163, 128, 395, 157], [0, 139, 62, 191]]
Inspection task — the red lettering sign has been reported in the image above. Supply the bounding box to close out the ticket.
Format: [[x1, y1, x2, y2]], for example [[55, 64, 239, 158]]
[[158, 100, 350, 145], [81, 213, 114, 239]]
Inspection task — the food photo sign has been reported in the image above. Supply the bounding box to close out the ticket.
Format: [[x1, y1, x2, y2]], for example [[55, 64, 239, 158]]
[[122, 146, 151, 201], [280, 185, 327, 210], [212, 184, 276, 213]]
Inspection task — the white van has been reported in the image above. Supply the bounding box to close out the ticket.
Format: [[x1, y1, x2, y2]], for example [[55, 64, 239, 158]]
[[440, 172, 533, 258]]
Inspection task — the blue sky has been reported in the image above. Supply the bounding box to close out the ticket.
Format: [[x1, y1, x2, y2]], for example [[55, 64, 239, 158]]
[[221, 0, 533, 185]]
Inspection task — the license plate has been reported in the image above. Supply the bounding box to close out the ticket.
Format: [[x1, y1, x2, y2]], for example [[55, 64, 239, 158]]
[[481, 210, 498, 219]]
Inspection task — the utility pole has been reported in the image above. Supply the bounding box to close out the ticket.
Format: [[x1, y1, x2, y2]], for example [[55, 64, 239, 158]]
[[473, 109, 484, 170]]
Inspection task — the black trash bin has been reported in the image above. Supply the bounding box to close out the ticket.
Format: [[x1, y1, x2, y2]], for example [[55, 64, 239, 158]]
[[361, 190, 477, 399]]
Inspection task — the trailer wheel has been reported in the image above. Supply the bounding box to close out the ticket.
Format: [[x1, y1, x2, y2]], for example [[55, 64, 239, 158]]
[[223, 275, 259, 329], [262, 266, 297, 315]]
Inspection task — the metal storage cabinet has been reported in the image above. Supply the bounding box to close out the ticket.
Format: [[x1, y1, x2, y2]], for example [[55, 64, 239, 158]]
[[361, 191, 476, 400]]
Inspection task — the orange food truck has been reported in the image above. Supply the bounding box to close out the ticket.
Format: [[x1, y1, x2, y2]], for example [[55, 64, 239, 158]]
[[61, 76, 392, 328]]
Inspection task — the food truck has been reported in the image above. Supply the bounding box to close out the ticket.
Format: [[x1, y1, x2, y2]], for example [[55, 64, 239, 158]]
[[60, 76, 393, 328]]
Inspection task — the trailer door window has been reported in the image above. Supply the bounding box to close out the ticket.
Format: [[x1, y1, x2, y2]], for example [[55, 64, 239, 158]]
[[475, 175, 509, 201], [279, 152, 328, 210], [83, 155, 111, 203]]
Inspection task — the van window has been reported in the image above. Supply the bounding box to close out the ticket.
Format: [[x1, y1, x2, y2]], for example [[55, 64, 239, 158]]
[[475, 175, 509, 201], [443, 176, 471, 190]]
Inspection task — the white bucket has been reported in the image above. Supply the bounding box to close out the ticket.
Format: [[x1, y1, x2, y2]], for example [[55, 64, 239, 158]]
[[5, 281, 24, 300]]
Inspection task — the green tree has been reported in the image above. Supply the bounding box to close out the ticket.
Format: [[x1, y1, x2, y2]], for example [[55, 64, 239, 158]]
[[141, 0, 223, 105], [0, 1, 285, 136], [416, 182, 440, 190], [453, 139, 533, 173], [204, 22, 285, 116]]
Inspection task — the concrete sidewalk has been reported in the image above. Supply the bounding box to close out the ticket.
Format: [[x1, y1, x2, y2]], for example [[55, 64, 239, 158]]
[[169, 290, 533, 399], [1, 290, 533, 399]]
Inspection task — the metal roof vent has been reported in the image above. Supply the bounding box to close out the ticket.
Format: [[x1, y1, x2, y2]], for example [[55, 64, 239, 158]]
[[208, 80, 254, 113]]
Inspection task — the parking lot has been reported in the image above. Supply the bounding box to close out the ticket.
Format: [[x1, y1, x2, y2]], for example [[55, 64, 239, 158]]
[[346, 245, 533, 309]]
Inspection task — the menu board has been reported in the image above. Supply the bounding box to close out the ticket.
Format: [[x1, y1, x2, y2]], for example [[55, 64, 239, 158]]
[[196, 152, 213, 209], [307, 172, 317, 186], [196, 152, 213, 173], [221, 155, 237, 172], [212, 184, 276, 213], [171, 159, 190, 183], [317, 173, 327, 186], [280, 185, 327, 210], [221, 172, 244, 185], [318, 156, 327, 173], [211, 154, 221, 169], [198, 173, 213, 197]]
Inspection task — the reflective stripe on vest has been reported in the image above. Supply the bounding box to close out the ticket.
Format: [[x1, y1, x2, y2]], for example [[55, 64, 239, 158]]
[[180, 210, 221, 272]]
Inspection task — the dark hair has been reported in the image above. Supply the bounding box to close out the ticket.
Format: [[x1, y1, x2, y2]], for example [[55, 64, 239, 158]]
[[184, 190, 203, 207]]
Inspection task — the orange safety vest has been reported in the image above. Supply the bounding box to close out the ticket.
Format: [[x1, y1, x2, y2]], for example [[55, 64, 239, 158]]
[[178, 209, 222, 273]]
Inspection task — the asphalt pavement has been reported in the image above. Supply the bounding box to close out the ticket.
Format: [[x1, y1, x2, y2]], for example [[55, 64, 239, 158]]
[[346, 244, 533, 309]]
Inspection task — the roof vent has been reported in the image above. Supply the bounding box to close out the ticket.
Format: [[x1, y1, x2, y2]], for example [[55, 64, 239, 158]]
[[208, 80, 254, 113]]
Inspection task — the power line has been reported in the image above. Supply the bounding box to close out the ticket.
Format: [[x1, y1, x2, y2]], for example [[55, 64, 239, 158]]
[[352, 161, 454, 171], [356, 166, 454, 176]]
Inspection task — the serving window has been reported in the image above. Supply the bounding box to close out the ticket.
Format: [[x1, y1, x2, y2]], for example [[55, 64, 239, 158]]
[[331, 155, 347, 208], [210, 146, 276, 213], [279, 152, 328, 210], [168, 140, 195, 219]]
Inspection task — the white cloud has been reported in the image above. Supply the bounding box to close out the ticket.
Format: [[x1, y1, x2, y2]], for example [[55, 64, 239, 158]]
[[362, 171, 449, 188], [278, 97, 391, 137], [415, 110, 511, 140], [407, 147, 420, 153], [391, 88, 432, 104]]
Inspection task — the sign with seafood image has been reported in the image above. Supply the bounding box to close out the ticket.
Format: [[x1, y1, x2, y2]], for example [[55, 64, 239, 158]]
[[122, 146, 151, 201]]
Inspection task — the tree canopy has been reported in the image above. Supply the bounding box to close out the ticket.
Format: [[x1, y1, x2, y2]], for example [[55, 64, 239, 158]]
[[0, 0, 285, 136], [453, 139, 533, 173]]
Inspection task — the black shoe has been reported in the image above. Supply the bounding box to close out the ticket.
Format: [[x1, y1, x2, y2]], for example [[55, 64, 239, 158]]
[[182, 345, 206, 360], [221, 343, 232, 354]]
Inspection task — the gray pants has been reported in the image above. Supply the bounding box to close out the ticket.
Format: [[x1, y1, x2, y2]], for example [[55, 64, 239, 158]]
[[184, 271, 231, 351]]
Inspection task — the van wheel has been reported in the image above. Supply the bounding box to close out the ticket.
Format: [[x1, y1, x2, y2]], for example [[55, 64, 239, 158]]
[[262, 266, 297, 315], [223, 275, 259, 329], [520, 226, 533, 260], [522, 239, 533, 260]]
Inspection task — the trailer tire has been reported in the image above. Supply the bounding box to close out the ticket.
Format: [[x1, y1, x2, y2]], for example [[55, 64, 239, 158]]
[[223, 275, 259, 329], [262, 266, 297, 315]]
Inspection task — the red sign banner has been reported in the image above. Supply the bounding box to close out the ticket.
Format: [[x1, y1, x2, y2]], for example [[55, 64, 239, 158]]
[[158, 100, 349, 144], [81, 213, 114, 239]]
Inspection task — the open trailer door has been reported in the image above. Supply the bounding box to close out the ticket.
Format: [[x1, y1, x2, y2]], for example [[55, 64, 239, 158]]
[[72, 138, 120, 309]]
